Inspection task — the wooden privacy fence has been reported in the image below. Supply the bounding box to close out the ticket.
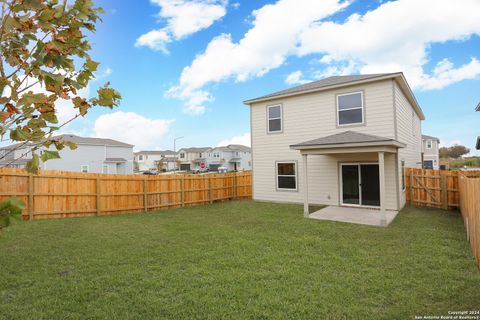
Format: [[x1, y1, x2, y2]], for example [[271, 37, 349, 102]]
[[458, 177, 480, 268], [0, 168, 252, 220], [406, 168, 480, 210]]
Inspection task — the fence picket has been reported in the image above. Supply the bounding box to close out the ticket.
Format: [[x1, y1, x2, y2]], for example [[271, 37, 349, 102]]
[[0, 168, 252, 220]]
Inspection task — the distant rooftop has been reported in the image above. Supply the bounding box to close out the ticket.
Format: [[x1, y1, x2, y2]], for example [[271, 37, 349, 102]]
[[422, 134, 440, 142], [0, 134, 133, 150]]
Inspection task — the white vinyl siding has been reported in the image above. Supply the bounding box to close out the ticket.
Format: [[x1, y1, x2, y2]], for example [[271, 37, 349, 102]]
[[395, 80, 422, 208], [250, 80, 399, 209]]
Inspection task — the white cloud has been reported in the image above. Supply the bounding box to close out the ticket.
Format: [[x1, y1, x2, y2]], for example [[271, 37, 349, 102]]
[[167, 0, 480, 112], [217, 132, 250, 147], [297, 0, 480, 90], [285, 70, 309, 85], [93, 111, 174, 150], [135, 0, 228, 53], [169, 0, 348, 112]]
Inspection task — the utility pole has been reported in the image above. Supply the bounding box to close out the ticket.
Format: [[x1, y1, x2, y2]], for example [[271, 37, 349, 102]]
[[173, 136, 184, 173]]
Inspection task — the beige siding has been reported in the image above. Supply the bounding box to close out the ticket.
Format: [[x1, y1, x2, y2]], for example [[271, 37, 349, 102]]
[[394, 80, 422, 208], [250, 79, 399, 210]]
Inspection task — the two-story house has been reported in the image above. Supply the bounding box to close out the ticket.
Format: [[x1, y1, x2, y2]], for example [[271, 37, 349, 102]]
[[134, 150, 177, 172], [206, 145, 252, 171], [421, 134, 440, 169], [177, 147, 211, 171], [244, 73, 424, 221], [0, 134, 134, 174], [476, 102, 479, 150]]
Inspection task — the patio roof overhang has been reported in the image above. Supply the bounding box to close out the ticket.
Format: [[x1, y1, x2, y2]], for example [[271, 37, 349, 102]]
[[290, 131, 405, 155]]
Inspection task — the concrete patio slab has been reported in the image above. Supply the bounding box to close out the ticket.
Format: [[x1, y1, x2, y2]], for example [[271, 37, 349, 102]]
[[309, 206, 399, 227]]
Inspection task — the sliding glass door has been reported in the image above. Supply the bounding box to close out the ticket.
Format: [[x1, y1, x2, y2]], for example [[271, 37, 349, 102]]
[[341, 163, 380, 207]]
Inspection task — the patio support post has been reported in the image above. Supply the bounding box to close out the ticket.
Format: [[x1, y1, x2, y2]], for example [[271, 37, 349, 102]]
[[302, 154, 309, 218], [378, 151, 387, 226]]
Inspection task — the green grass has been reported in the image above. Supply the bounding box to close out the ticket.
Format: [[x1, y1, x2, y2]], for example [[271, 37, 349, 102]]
[[0, 201, 479, 319]]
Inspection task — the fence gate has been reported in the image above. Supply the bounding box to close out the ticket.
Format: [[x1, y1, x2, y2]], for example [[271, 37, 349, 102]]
[[406, 168, 480, 210]]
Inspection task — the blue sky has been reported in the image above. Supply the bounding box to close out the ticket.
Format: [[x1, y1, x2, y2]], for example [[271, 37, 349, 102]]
[[63, 0, 480, 154]]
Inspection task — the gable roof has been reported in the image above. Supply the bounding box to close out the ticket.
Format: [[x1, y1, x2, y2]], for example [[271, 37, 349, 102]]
[[135, 150, 176, 156], [244, 72, 425, 120], [421, 134, 440, 142], [213, 144, 251, 152], [0, 134, 132, 151], [178, 147, 211, 153], [55, 134, 133, 147], [290, 131, 405, 150]]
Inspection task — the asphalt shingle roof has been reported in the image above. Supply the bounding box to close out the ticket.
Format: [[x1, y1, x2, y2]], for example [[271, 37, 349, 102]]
[[290, 131, 401, 149], [245, 73, 398, 103], [421, 134, 440, 141]]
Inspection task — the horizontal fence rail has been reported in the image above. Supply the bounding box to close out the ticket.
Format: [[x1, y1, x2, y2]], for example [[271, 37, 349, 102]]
[[458, 177, 480, 269], [0, 168, 252, 220], [406, 168, 480, 210]]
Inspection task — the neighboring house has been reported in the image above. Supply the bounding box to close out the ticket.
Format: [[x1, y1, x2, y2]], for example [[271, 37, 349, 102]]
[[134, 150, 177, 172], [206, 145, 252, 171], [244, 73, 424, 218], [421, 134, 440, 169], [0, 134, 134, 174], [177, 147, 211, 171], [476, 102, 480, 150]]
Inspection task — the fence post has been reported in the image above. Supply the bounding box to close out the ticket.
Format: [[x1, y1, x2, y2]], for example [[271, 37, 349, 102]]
[[209, 175, 213, 204], [96, 176, 101, 216], [233, 173, 237, 200], [441, 174, 448, 210], [409, 170, 414, 205], [28, 174, 34, 220], [181, 175, 185, 207], [143, 176, 148, 212]]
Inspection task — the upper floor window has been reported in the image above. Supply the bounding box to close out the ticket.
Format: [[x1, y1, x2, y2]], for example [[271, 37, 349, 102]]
[[138, 155, 143, 161], [337, 92, 364, 126], [180, 153, 185, 159], [426, 140, 432, 149], [267, 105, 282, 133]]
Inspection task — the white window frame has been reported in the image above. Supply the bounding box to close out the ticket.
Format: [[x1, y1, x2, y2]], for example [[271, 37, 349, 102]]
[[138, 155, 143, 161], [426, 140, 432, 149], [180, 153, 185, 159], [267, 104, 283, 133], [80, 165, 89, 173], [102, 164, 108, 174], [275, 161, 297, 191], [336, 91, 364, 127]]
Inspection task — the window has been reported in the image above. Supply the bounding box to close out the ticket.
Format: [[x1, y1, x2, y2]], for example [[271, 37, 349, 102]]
[[180, 153, 185, 159], [80, 165, 89, 173], [267, 105, 282, 133], [426, 140, 432, 149], [248, 161, 251, 167], [337, 92, 364, 126], [199, 153, 203, 158], [102, 164, 108, 174], [138, 155, 143, 161], [401, 160, 406, 191], [235, 152, 239, 156], [276, 162, 297, 190]]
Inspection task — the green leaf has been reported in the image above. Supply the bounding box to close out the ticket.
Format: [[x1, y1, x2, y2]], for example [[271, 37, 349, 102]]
[[85, 59, 99, 72], [26, 154, 40, 174], [40, 150, 60, 162]]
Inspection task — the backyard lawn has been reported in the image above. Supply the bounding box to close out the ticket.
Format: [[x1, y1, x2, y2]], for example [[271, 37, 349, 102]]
[[1, 201, 479, 319]]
